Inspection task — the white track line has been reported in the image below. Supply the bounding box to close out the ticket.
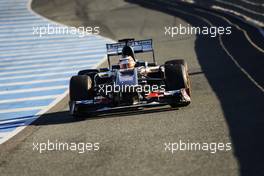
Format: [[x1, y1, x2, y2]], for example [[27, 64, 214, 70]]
[[0, 58, 101, 70], [1, 48, 105, 59], [166, 1, 264, 93], [190, 7, 264, 92], [0, 44, 104, 54], [0, 91, 68, 144], [219, 36, 264, 92], [0, 117, 38, 125], [0, 53, 102, 63], [239, 0, 264, 6], [0, 85, 67, 95], [0, 106, 48, 114], [0, 14, 32, 18], [0, 11, 29, 16], [0, 71, 76, 81], [0, 39, 105, 47], [0, 41, 103, 51], [0, 46, 104, 57], [0, 20, 45, 26], [0, 35, 76, 41], [0, 78, 68, 87], [215, 0, 264, 16], [0, 64, 94, 76], [0, 95, 58, 104], [194, 8, 264, 53], [212, 5, 264, 27], [0, 35, 96, 42], [0, 56, 98, 66]]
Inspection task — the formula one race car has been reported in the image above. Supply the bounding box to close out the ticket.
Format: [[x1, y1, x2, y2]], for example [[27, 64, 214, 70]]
[[69, 38, 191, 117]]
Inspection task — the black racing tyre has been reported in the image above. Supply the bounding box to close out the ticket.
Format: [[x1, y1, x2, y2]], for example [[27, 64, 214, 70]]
[[78, 69, 99, 76], [78, 69, 99, 83], [165, 59, 191, 107], [165, 59, 186, 67], [69, 75, 93, 101], [69, 75, 94, 118]]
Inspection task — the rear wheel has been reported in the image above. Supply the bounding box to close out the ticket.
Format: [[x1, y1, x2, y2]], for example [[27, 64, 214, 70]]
[[78, 69, 98, 75], [69, 75, 94, 118], [164, 59, 191, 107]]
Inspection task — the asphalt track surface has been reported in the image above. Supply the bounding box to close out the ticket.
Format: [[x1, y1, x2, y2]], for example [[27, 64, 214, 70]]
[[0, 0, 263, 176]]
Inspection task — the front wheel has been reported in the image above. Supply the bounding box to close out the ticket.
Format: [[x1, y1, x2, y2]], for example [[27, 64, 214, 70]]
[[69, 75, 94, 118], [164, 59, 191, 107]]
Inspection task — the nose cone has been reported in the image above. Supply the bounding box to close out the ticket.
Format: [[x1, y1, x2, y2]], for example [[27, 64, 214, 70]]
[[115, 69, 138, 86]]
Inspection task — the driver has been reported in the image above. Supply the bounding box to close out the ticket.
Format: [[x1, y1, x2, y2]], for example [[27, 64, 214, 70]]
[[119, 56, 135, 69]]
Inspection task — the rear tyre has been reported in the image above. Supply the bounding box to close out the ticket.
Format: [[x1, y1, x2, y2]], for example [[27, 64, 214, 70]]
[[69, 75, 94, 118], [78, 69, 98, 76], [165, 59, 191, 107]]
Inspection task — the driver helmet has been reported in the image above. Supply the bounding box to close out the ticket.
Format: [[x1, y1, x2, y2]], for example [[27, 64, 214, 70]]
[[119, 56, 135, 69]]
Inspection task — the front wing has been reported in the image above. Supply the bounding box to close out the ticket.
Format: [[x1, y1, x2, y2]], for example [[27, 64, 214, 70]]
[[69, 89, 191, 115]]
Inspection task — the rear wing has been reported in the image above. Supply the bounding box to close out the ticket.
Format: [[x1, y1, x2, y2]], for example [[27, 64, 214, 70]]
[[106, 39, 154, 56]]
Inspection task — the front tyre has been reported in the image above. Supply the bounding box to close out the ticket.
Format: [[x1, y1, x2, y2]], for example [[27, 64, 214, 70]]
[[165, 59, 191, 107], [69, 75, 94, 118]]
